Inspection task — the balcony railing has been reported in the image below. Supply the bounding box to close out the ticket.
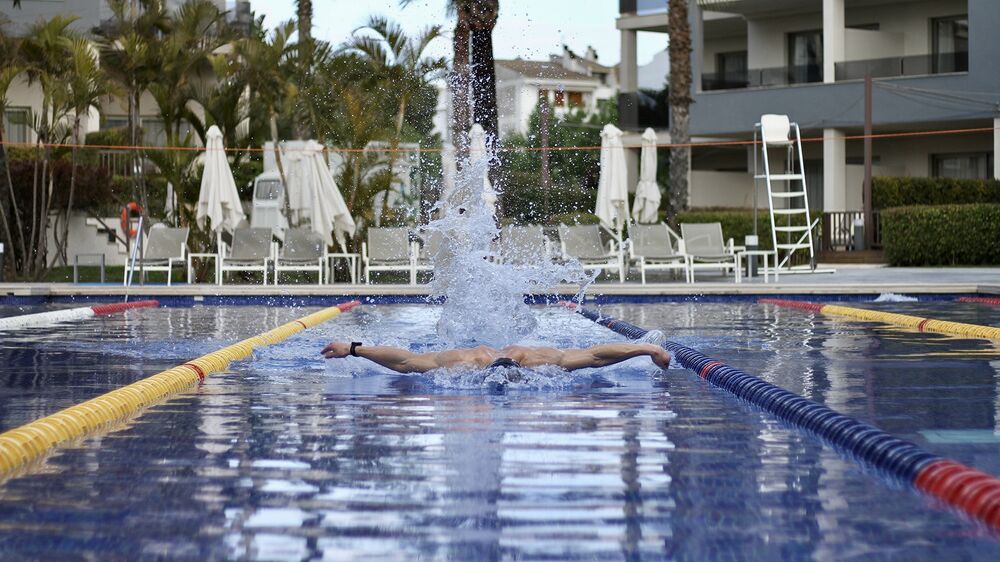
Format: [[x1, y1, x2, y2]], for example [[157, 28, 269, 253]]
[[835, 51, 968, 81], [702, 63, 823, 91], [703, 52, 968, 91], [822, 211, 882, 251]]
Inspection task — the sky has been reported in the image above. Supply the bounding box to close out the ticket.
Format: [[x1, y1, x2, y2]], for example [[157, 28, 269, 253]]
[[247, 0, 667, 69]]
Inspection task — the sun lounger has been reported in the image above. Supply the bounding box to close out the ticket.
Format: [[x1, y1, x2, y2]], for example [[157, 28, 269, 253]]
[[499, 225, 548, 265], [680, 222, 739, 282], [558, 224, 625, 282], [628, 223, 690, 283], [133, 226, 189, 286], [363, 227, 413, 284], [274, 229, 326, 284], [219, 227, 274, 285]]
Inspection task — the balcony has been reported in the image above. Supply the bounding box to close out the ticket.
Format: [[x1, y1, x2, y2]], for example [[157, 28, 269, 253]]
[[835, 51, 968, 81], [702, 63, 822, 91], [702, 51, 968, 91]]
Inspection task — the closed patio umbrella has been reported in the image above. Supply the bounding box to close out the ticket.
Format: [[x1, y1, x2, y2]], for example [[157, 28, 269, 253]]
[[632, 128, 662, 224], [196, 125, 245, 233], [595, 123, 628, 235], [287, 141, 356, 251]]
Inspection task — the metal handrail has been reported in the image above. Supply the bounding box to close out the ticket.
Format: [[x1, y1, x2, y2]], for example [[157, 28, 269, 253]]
[[123, 216, 144, 294]]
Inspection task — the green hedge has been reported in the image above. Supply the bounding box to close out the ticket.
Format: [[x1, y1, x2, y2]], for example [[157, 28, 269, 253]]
[[881, 204, 1000, 266], [873, 176, 1000, 209]]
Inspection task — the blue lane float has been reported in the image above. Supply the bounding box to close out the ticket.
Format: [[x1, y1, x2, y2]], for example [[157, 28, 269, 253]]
[[560, 301, 1000, 531]]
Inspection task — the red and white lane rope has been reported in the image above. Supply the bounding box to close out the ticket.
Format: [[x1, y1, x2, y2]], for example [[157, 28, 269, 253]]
[[0, 300, 160, 331]]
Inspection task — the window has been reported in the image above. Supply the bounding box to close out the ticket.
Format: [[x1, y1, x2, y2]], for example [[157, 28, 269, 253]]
[[847, 23, 880, 31], [254, 179, 283, 201], [932, 15, 969, 73], [567, 91, 584, 108], [787, 30, 823, 83], [537, 89, 549, 101], [715, 51, 748, 87], [932, 152, 993, 180], [3, 107, 30, 144], [553, 90, 565, 107]]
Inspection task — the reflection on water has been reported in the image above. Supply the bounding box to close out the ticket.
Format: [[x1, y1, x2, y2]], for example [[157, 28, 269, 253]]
[[0, 303, 998, 559]]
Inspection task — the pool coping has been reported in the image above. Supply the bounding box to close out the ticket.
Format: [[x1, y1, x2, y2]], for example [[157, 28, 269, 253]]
[[0, 281, 996, 301]]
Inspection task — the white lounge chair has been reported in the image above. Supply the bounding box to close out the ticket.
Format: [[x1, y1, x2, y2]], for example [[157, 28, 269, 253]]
[[499, 225, 548, 265], [133, 226, 189, 286], [274, 229, 326, 284], [558, 224, 625, 282], [219, 227, 274, 285], [363, 227, 413, 284], [413, 229, 443, 284], [680, 222, 740, 282], [628, 223, 691, 284]]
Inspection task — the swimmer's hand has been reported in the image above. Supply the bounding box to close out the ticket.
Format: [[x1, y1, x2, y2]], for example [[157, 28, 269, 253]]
[[321, 341, 351, 359], [651, 348, 671, 370]]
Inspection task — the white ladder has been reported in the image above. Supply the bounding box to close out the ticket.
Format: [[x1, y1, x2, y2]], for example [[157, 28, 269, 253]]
[[754, 114, 817, 271]]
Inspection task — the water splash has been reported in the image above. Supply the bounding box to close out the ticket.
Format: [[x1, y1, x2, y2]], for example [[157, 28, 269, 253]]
[[424, 130, 594, 347]]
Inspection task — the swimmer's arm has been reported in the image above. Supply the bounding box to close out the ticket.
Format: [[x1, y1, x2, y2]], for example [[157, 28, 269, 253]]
[[558, 343, 671, 371], [321, 342, 440, 373]]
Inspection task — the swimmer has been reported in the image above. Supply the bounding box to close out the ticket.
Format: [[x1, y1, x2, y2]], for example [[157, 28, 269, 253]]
[[321, 341, 671, 373]]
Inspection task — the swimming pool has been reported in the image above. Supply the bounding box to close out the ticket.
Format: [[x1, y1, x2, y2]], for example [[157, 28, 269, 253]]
[[1, 299, 999, 560]]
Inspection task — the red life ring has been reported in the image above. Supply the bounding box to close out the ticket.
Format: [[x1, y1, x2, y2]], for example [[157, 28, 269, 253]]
[[121, 202, 143, 239]]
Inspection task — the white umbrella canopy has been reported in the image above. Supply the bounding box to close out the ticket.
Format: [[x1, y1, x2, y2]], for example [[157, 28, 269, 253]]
[[196, 125, 245, 233], [287, 141, 356, 251], [594, 123, 629, 233], [632, 128, 662, 224], [469, 124, 497, 210]]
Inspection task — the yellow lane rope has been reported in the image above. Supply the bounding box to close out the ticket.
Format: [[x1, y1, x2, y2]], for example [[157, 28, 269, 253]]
[[0, 301, 360, 478], [760, 299, 1000, 341]]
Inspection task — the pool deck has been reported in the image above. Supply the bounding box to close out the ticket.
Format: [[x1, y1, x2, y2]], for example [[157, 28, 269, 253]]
[[2, 266, 997, 299]]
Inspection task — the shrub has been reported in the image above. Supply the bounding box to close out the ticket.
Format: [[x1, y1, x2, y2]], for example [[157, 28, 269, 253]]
[[881, 204, 1000, 266], [873, 176, 1000, 209], [552, 211, 600, 225]]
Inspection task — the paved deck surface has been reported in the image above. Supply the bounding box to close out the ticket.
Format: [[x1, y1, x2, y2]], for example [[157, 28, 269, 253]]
[[1, 266, 996, 298]]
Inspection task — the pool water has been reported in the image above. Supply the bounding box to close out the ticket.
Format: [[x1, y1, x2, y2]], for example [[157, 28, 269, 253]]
[[1, 300, 999, 560]]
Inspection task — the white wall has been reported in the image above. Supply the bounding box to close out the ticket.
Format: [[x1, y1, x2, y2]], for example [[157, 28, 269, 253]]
[[46, 214, 132, 268], [690, 170, 755, 208], [844, 29, 903, 61]]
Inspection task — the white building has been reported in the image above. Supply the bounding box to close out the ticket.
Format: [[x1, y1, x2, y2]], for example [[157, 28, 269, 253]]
[[434, 46, 619, 142]]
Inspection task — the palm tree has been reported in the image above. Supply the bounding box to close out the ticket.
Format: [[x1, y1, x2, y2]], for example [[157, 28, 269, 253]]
[[346, 16, 445, 157], [293, 0, 313, 139], [0, 17, 26, 269], [466, 0, 499, 144], [95, 0, 170, 218], [59, 38, 116, 265], [234, 19, 298, 214], [148, 0, 230, 149], [400, 0, 471, 160], [19, 15, 77, 275], [667, 0, 692, 219]]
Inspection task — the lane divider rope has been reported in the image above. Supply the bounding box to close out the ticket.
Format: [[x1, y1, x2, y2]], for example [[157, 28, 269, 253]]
[[0, 300, 160, 331], [958, 297, 1000, 307], [561, 301, 1000, 531], [760, 298, 1000, 341], [0, 300, 360, 478]]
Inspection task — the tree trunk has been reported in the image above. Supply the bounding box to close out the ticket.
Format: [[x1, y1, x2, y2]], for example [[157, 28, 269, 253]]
[[0, 127, 23, 272], [61, 117, 81, 266], [294, 0, 313, 140], [451, 14, 471, 162], [667, 0, 692, 222]]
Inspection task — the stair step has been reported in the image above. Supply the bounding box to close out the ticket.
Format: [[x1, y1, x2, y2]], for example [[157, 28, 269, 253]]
[[771, 191, 806, 199], [774, 226, 810, 232], [772, 209, 808, 215], [755, 174, 804, 181], [776, 243, 813, 250]]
